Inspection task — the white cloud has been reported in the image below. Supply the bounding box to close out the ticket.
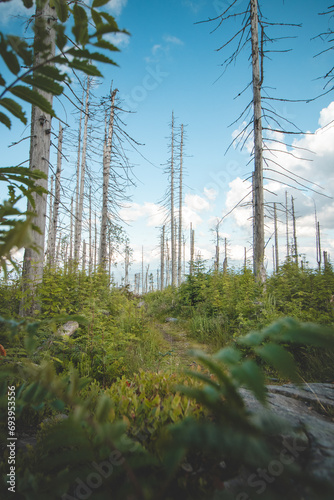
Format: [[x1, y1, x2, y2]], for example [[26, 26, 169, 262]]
[[145, 35, 183, 63], [107, 0, 128, 16], [163, 35, 184, 46], [0, 0, 34, 25], [185, 193, 210, 212], [105, 32, 130, 49], [119, 202, 165, 227], [204, 187, 218, 201], [225, 177, 252, 229]]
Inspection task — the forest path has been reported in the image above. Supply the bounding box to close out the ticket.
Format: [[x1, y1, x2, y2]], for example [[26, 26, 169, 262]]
[[155, 320, 214, 372]]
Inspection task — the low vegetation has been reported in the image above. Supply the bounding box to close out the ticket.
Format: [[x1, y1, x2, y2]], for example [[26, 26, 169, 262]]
[[1, 262, 334, 499]]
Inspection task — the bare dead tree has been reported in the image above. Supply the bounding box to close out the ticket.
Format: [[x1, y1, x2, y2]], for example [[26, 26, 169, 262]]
[[178, 124, 184, 285], [99, 87, 118, 269], [198, 1, 328, 280], [21, 2, 57, 315]]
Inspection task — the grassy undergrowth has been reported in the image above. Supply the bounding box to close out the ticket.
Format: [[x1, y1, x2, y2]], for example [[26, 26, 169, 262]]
[[1, 263, 334, 498]]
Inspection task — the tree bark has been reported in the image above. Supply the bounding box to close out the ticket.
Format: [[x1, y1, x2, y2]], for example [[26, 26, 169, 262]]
[[274, 202, 279, 272], [178, 124, 184, 286], [49, 122, 62, 266], [21, 2, 57, 315], [250, 0, 265, 282], [99, 88, 118, 269], [170, 112, 177, 287], [74, 77, 90, 261], [160, 225, 165, 291], [291, 196, 298, 266]]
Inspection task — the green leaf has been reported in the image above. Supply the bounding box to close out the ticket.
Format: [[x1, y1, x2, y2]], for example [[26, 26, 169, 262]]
[[0, 111, 11, 129], [213, 346, 242, 365], [99, 12, 119, 32], [22, 74, 63, 95], [72, 4, 89, 45], [68, 59, 102, 77], [0, 97, 27, 124], [7, 36, 32, 66], [67, 47, 117, 65], [22, 0, 33, 7], [238, 330, 266, 347], [255, 343, 300, 382], [92, 0, 110, 7], [0, 73, 5, 86], [231, 360, 267, 404], [51, 0, 68, 22], [55, 24, 67, 52], [0, 38, 20, 75], [35, 64, 66, 82], [91, 9, 103, 29], [9, 85, 55, 116], [93, 39, 120, 52]]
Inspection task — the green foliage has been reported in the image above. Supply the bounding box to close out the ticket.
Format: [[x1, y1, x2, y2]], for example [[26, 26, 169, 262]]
[[106, 370, 207, 453], [1, 317, 334, 499]]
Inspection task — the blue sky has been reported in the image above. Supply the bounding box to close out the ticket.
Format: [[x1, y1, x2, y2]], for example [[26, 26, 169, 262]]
[[1, 0, 334, 285]]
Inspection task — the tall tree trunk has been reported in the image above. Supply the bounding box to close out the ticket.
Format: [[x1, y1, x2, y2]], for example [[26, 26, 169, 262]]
[[46, 175, 54, 261], [160, 225, 165, 291], [49, 122, 63, 266], [141, 246, 144, 294], [250, 0, 265, 282], [274, 202, 279, 272], [223, 237, 228, 274], [285, 190, 289, 260], [317, 221, 321, 271], [124, 244, 129, 286], [170, 112, 177, 287], [74, 77, 90, 261], [99, 88, 118, 269], [291, 196, 298, 265], [190, 224, 194, 275], [74, 91, 83, 259], [178, 124, 184, 286], [89, 185, 92, 275], [214, 222, 220, 272], [21, 2, 57, 315], [70, 196, 73, 263]]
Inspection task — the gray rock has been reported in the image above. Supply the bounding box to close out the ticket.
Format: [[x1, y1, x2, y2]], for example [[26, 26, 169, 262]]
[[57, 321, 79, 337], [231, 383, 334, 497]]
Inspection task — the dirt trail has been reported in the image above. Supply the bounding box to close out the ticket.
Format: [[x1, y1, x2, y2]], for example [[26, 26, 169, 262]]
[[156, 320, 213, 371]]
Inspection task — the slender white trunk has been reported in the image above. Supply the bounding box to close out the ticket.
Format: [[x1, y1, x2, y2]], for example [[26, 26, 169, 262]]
[[190, 224, 194, 275], [285, 191, 289, 259], [74, 91, 83, 259], [82, 240, 86, 273], [70, 196, 73, 262], [178, 124, 184, 285], [274, 202, 279, 272], [49, 123, 62, 266], [21, 2, 57, 315], [223, 238, 227, 274], [46, 175, 54, 260], [170, 112, 177, 286], [160, 225, 165, 291], [74, 77, 90, 261], [250, 0, 265, 282], [89, 185, 92, 275], [99, 88, 117, 269], [291, 196, 298, 265]]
